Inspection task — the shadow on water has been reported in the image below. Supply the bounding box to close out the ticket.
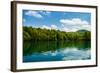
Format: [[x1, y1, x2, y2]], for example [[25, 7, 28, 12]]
[[23, 41, 90, 56]]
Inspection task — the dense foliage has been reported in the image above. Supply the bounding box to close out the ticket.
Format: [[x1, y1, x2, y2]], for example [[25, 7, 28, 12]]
[[23, 26, 91, 41]]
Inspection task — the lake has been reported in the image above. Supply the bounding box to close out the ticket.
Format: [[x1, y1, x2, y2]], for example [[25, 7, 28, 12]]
[[23, 41, 91, 62]]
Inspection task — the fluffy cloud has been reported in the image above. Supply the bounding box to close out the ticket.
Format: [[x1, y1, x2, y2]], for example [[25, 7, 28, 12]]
[[60, 18, 91, 32], [25, 10, 51, 19], [40, 11, 51, 15], [25, 11, 43, 18], [42, 25, 51, 29], [61, 27, 78, 32], [51, 25, 57, 29], [42, 24, 57, 30], [60, 18, 89, 25]]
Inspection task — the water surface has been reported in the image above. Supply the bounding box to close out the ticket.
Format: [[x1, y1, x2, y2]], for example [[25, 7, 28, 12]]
[[23, 41, 91, 62]]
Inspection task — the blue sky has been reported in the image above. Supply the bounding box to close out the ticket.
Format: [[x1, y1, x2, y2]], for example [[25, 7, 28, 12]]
[[23, 10, 91, 32]]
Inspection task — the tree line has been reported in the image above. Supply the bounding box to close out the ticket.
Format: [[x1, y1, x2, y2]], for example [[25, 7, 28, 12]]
[[23, 26, 91, 41]]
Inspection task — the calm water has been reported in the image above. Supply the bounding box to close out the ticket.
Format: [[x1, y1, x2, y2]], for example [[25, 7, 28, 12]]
[[23, 41, 91, 62]]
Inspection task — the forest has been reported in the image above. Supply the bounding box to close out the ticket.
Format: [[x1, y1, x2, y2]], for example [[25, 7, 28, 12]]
[[23, 26, 91, 41]]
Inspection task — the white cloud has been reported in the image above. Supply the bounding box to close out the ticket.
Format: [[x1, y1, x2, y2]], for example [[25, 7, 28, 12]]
[[51, 24, 57, 29], [25, 10, 51, 19], [62, 27, 78, 32], [60, 18, 91, 32], [42, 24, 57, 30], [60, 18, 89, 25], [40, 11, 51, 16], [42, 25, 51, 29], [25, 11, 43, 18]]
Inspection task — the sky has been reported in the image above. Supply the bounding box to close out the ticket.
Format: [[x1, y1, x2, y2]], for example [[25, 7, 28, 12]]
[[23, 10, 91, 32]]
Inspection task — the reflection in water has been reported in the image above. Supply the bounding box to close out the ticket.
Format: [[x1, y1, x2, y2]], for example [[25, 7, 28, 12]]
[[23, 41, 91, 62]]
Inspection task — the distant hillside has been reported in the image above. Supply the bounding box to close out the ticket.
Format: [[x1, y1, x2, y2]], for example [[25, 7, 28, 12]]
[[77, 30, 90, 32]]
